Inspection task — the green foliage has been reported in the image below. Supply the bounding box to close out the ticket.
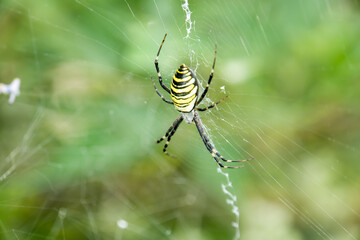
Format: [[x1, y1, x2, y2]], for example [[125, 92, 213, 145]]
[[0, 0, 359, 239]]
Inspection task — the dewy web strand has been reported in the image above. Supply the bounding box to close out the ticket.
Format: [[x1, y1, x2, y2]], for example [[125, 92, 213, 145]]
[[217, 168, 241, 240], [181, 0, 193, 39]]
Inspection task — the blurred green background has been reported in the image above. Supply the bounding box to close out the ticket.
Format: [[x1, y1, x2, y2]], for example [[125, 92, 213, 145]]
[[0, 0, 359, 239]]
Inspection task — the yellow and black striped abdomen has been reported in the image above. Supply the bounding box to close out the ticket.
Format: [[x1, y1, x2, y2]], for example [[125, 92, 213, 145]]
[[171, 64, 199, 113]]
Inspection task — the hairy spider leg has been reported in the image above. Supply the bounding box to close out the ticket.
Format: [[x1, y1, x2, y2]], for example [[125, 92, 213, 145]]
[[155, 33, 171, 94], [196, 95, 228, 111], [157, 115, 183, 143], [162, 116, 183, 157], [196, 45, 217, 105], [193, 112, 252, 168], [151, 76, 173, 104]]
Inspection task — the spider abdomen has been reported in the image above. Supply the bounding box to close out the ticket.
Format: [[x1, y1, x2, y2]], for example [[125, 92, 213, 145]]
[[170, 64, 199, 113]]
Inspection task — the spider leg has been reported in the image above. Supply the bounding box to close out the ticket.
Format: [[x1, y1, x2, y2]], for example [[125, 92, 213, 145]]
[[155, 33, 171, 94], [162, 117, 183, 158], [196, 45, 217, 105], [196, 95, 228, 112], [193, 112, 252, 168], [157, 115, 183, 143], [152, 77, 173, 104]]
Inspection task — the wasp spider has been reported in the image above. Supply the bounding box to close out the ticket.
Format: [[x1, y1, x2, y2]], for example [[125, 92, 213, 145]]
[[152, 34, 253, 168]]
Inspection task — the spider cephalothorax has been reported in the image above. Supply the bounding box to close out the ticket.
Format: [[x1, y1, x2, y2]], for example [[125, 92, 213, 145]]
[[151, 34, 253, 168]]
